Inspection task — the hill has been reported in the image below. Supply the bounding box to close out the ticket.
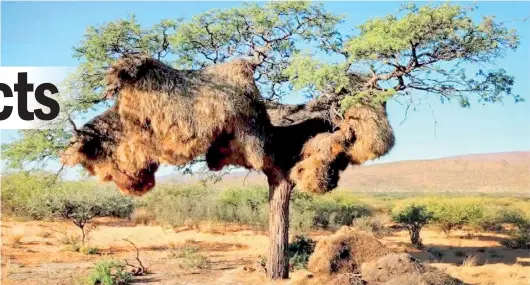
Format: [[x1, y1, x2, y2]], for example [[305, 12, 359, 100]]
[[161, 151, 530, 194]]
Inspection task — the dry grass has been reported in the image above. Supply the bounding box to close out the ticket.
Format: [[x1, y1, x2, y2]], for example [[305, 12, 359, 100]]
[[36, 230, 52, 238], [8, 232, 25, 248], [130, 208, 154, 225], [2, 218, 529, 285], [461, 254, 479, 267]]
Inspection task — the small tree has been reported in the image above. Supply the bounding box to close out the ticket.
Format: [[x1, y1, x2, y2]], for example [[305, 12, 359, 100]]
[[393, 204, 433, 248], [500, 210, 530, 249], [48, 182, 134, 246]]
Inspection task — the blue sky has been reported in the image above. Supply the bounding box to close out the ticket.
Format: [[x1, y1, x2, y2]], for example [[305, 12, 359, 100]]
[[1, 1, 529, 178]]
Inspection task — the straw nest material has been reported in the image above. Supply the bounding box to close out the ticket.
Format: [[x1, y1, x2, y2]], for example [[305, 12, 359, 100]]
[[294, 273, 366, 285], [61, 107, 160, 195], [62, 54, 274, 194], [361, 253, 463, 285], [305, 227, 463, 285], [307, 226, 392, 274], [107, 54, 273, 171], [62, 54, 396, 195], [290, 103, 395, 193]]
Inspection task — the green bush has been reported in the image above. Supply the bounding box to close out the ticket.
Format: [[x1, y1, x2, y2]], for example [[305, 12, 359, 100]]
[[290, 192, 317, 232], [393, 196, 514, 236], [81, 246, 99, 255], [141, 185, 216, 227], [290, 191, 371, 232], [352, 216, 389, 237], [288, 235, 315, 270], [215, 186, 269, 229], [500, 210, 530, 249], [168, 244, 209, 269], [87, 260, 133, 285], [1, 173, 134, 221], [392, 204, 433, 247], [1, 172, 56, 218]]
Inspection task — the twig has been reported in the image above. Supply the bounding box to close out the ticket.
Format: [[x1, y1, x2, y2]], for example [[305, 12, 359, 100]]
[[123, 239, 147, 275]]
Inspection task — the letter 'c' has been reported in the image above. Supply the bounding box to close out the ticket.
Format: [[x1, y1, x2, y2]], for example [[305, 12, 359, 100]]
[[0, 83, 13, 121]]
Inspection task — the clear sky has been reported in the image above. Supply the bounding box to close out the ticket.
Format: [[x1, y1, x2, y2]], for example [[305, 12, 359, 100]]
[[1, 1, 529, 178]]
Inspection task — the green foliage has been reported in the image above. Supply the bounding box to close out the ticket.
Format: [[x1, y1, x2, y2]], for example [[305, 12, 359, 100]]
[[393, 197, 515, 236], [87, 260, 133, 285], [1, 130, 70, 169], [291, 191, 367, 231], [392, 204, 433, 247], [141, 185, 216, 228], [1, 173, 134, 222], [351, 216, 389, 237], [289, 3, 522, 108], [3, 2, 521, 170], [500, 209, 530, 249], [288, 235, 316, 270], [168, 244, 200, 259], [339, 89, 397, 112], [284, 54, 351, 96], [215, 186, 269, 229], [169, 244, 209, 269], [80, 246, 100, 255], [140, 185, 371, 232], [346, 4, 518, 61], [1, 172, 56, 218], [172, 2, 342, 97]]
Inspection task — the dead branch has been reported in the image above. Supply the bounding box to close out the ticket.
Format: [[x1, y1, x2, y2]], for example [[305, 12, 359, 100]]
[[122, 239, 148, 276]]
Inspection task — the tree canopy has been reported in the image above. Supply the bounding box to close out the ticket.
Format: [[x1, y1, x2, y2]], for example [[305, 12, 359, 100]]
[[2, 2, 522, 171]]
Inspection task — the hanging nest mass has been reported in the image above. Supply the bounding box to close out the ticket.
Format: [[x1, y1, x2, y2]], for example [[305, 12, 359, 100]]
[[290, 103, 395, 193], [61, 54, 396, 195]]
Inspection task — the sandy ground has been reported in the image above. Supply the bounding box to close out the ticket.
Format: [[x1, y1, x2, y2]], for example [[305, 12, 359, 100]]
[[1, 218, 529, 285]]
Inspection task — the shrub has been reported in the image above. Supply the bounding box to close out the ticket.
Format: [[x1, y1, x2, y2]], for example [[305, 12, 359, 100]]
[[87, 260, 133, 285], [500, 210, 530, 249], [1, 172, 56, 218], [394, 197, 506, 237], [81, 246, 99, 255], [291, 191, 371, 232], [312, 193, 371, 229], [392, 204, 433, 248], [215, 186, 269, 229], [178, 252, 209, 269], [168, 244, 200, 259], [290, 192, 317, 232], [142, 185, 217, 227], [288, 235, 316, 270], [352, 216, 389, 237], [1, 173, 134, 221], [130, 208, 154, 225], [169, 244, 209, 269]]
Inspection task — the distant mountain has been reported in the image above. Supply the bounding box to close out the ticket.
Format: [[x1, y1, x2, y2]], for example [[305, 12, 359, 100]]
[[160, 151, 530, 194]]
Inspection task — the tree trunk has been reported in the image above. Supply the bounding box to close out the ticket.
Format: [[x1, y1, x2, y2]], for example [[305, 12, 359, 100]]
[[265, 167, 294, 279]]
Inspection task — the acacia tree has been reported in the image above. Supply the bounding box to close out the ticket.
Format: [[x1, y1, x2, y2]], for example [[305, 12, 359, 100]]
[[2, 2, 522, 279]]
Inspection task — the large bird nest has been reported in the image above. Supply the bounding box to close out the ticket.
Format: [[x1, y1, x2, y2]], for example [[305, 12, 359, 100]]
[[61, 54, 395, 195], [290, 104, 395, 193], [62, 54, 272, 195]]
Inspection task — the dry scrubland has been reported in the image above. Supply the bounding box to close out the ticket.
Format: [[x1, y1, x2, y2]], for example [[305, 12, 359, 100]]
[[1, 172, 530, 285]]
